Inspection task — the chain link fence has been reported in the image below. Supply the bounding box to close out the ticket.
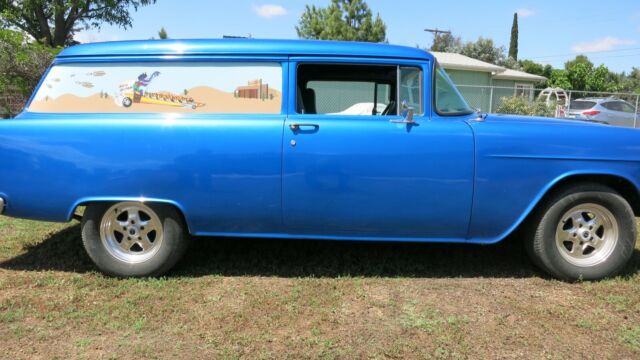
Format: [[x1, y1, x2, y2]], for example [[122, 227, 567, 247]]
[[457, 84, 640, 128]]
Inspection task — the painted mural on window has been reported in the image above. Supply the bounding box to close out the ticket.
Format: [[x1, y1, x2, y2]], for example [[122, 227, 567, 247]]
[[29, 63, 282, 114]]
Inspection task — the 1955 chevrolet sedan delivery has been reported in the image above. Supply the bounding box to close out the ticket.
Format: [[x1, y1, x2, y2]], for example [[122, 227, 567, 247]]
[[0, 39, 638, 280]]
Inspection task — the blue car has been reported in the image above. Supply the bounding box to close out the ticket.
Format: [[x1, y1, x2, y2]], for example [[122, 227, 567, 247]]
[[0, 39, 638, 280]]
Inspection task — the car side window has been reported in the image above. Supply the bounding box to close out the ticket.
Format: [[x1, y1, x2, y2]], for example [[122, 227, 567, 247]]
[[297, 64, 398, 116], [29, 62, 283, 114], [619, 102, 636, 113], [399, 67, 423, 114], [296, 64, 423, 116]]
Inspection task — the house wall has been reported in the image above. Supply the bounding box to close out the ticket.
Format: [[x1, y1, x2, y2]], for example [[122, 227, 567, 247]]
[[444, 69, 539, 112]]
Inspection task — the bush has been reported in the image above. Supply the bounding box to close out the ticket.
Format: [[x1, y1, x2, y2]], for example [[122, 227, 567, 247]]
[[0, 30, 60, 118], [495, 96, 555, 117]]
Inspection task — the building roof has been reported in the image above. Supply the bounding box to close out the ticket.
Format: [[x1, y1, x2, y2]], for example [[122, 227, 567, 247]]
[[58, 39, 433, 61], [492, 68, 547, 82], [431, 51, 504, 73], [431, 51, 547, 82]]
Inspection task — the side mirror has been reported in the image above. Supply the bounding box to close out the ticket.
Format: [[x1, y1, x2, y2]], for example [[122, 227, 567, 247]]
[[390, 100, 415, 124]]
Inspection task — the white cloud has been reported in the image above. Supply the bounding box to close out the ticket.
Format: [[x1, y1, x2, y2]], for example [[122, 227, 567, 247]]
[[253, 4, 288, 19], [516, 8, 536, 17], [571, 36, 636, 53], [74, 31, 119, 43]]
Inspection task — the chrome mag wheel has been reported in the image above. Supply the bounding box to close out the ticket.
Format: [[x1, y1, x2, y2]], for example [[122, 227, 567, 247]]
[[99, 202, 164, 264], [555, 203, 619, 267]]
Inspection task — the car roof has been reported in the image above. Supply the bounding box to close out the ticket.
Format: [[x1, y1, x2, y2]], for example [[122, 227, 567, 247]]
[[57, 39, 433, 61], [574, 97, 626, 103]]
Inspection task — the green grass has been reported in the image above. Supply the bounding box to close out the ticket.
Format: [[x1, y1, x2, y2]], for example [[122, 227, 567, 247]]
[[0, 216, 639, 358]]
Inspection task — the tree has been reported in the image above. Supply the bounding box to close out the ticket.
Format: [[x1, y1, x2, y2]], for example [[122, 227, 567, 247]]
[[508, 13, 518, 60], [430, 32, 461, 52], [0, 0, 157, 47], [548, 69, 572, 89], [158, 26, 168, 39], [296, 0, 386, 42], [620, 67, 640, 94], [461, 37, 505, 65]]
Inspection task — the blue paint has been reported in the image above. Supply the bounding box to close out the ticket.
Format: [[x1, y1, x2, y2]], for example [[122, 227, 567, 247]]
[[1, 39, 639, 245]]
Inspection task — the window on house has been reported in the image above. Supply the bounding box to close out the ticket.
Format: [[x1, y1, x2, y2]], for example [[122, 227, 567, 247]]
[[514, 83, 534, 99]]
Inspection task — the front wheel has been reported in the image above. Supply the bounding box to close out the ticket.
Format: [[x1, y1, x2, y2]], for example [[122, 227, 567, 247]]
[[526, 184, 637, 281], [82, 202, 189, 277]]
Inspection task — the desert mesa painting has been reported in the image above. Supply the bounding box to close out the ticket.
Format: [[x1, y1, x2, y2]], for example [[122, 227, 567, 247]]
[[29, 63, 282, 114]]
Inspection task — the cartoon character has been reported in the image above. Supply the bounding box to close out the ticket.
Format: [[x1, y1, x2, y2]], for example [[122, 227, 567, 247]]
[[132, 71, 160, 103]]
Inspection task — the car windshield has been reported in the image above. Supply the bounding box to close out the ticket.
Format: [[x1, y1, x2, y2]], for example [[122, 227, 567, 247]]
[[570, 100, 596, 110], [434, 64, 473, 115]]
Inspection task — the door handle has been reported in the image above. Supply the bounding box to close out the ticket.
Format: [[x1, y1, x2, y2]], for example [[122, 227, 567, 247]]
[[289, 123, 319, 131]]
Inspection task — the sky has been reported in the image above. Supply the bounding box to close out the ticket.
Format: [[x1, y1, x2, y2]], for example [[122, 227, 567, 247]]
[[74, 0, 640, 73]]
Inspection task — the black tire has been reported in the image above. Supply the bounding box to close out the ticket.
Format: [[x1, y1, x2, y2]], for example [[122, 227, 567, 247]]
[[81, 202, 189, 277], [525, 183, 637, 281]]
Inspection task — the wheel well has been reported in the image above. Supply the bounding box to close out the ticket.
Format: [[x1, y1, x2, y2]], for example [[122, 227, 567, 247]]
[[538, 174, 640, 217], [71, 201, 192, 233]]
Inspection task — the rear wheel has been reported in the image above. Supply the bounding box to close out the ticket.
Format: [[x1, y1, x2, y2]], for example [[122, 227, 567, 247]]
[[82, 202, 189, 277], [526, 184, 637, 281]]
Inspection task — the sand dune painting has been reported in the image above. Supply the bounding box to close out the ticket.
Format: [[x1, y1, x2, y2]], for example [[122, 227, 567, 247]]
[[29, 63, 282, 114]]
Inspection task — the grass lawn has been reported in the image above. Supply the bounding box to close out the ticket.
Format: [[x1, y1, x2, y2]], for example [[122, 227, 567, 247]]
[[0, 215, 639, 359]]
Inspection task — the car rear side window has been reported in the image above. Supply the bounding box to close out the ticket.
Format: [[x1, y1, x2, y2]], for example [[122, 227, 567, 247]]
[[29, 62, 282, 114], [570, 100, 597, 110]]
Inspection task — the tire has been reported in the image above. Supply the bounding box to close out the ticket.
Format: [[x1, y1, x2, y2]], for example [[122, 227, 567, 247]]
[[122, 97, 132, 108], [526, 184, 637, 281], [82, 202, 189, 277]]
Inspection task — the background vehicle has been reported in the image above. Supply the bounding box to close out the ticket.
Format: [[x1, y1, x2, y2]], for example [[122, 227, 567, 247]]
[[566, 97, 638, 128], [0, 39, 638, 281]]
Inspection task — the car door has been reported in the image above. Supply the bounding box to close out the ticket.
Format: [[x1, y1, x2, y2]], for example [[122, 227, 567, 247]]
[[281, 58, 474, 240]]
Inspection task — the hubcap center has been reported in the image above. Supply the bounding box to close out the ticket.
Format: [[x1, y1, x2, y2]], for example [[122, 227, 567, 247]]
[[581, 230, 591, 240]]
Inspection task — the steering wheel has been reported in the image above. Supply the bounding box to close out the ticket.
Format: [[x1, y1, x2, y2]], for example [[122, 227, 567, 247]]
[[381, 101, 396, 116]]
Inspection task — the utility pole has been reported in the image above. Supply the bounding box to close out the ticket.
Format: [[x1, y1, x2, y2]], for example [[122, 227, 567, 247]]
[[424, 28, 452, 51], [424, 28, 451, 37]]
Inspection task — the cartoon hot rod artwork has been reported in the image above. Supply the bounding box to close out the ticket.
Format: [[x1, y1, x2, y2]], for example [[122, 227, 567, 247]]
[[116, 71, 205, 110]]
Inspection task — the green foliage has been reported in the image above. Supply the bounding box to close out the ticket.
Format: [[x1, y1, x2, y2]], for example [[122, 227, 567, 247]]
[[508, 13, 518, 60], [158, 27, 168, 40], [0, 0, 157, 46], [495, 96, 555, 117], [461, 37, 505, 65], [519, 59, 553, 79], [619, 68, 640, 94], [548, 69, 572, 89], [296, 0, 386, 42], [0, 29, 59, 117], [430, 32, 461, 52]]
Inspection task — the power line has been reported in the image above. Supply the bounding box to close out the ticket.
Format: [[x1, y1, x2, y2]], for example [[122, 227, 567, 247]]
[[529, 47, 640, 60]]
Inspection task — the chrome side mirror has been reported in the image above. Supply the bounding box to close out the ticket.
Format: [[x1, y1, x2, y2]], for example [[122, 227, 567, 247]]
[[390, 100, 415, 124]]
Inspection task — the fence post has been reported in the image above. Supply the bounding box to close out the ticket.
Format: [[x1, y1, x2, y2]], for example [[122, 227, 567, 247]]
[[635, 95, 639, 128], [488, 86, 494, 113]]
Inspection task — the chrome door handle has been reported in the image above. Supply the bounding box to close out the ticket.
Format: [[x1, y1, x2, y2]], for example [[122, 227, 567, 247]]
[[289, 123, 319, 131]]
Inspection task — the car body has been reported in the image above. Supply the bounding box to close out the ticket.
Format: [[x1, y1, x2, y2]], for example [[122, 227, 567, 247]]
[[566, 97, 639, 128], [0, 39, 638, 280]]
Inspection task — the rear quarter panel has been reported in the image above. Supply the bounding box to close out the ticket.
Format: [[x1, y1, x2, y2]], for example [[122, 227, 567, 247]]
[[0, 115, 284, 234]]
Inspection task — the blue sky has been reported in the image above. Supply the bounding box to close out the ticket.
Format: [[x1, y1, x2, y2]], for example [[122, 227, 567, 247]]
[[75, 0, 640, 73]]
